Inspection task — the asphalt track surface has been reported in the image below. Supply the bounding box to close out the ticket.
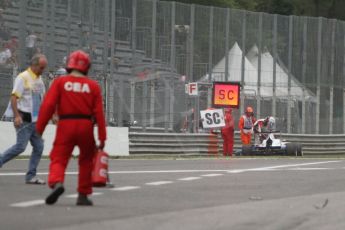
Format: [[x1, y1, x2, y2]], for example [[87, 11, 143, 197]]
[[1, 157, 345, 230]]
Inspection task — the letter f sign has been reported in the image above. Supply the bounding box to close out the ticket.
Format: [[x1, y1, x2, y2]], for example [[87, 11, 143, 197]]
[[189, 83, 198, 96]]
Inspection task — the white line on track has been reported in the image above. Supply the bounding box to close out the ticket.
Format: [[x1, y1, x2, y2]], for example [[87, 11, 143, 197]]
[[145, 181, 173, 186], [253, 161, 340, 170], [201, 174, 224, 177], [178, 177, 201, 181], [107, 170, 233, 174], [286, 167, 332, 171], [227, 161, 341, 174], [10, 200, 45, 208], [65, 192, 103, 198], [111, 186, 141, 191], [65, 194, 78, 198], [0, 161, 341, 177]]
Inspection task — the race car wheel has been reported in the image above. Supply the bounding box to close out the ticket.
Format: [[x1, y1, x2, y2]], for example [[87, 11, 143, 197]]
[[242, 145, 252, 156], [286, 143, 298, 156]]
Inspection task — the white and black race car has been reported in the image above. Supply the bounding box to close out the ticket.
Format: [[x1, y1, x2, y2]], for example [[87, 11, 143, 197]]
[[240, 132, 303, 156]]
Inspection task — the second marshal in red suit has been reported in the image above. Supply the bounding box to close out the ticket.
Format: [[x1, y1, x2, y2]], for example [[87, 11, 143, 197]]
[[221, 108, 234, 156]]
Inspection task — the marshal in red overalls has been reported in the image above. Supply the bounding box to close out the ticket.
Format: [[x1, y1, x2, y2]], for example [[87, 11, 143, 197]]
[[221, 108, 234, 156], [36, 50, 106, 206]]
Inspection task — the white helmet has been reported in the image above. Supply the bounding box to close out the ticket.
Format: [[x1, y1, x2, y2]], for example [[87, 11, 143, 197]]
[[55, 67, 67, 77], [267, 116, 276, 131]]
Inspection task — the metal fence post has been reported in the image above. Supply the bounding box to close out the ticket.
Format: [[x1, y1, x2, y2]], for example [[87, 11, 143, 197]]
[[208, 7, 214, 83], [164, 80, 170, 132], [150, 81, 155, 127], [67, 0, 72, 54], [272, 14, 277, 118], [287, 15, 293, 133], [343, 22, 345, 134], [131, 0, 137, 67], [109, 77, 115, 125], [108, 0, 116, 125], [329, 19, 336, 134], [104, 81, 109, 125], [316, 17, 322, 134], [195, 94, 200, 133], [189, 5, 197, 131], [131, 0, 138, 126], [130, 82, 135, 124], [79, 0, 83, 21], [88, 0, 95, 75], [142, 81, 148, 132], [170, 2, 176, 71], [89, 0, 94, 46], [224, 8, 230, 82], [240, 10, 246, 114], [18, 0, 27, 70], [103, 0, 109, 75], [112, 0, 123, 128], [257, 12, 263, 120], [302, 17, 307, 134], [169, 83, 175, 131], [241, 11, 246, 84], [150, 0, 157, 127], [42, 0, 48, 56], [151, 0, 157, 63], [207, 86, 212, 108], [49, 0, 56, 70], [189, 4, 195, 82], [171, 4, 178, 129]]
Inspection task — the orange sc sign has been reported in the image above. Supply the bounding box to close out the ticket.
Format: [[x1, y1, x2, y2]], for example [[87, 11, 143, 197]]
[[212, 82, 240, 108]]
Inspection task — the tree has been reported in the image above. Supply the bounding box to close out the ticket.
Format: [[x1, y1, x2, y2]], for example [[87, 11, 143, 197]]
[[269, 0, 294, 15], [162, 0, 237, 8], [162, 0, 345, 20]]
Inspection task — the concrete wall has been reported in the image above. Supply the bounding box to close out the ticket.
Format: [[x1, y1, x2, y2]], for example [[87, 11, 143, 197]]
[[0, 121, 129, 157]]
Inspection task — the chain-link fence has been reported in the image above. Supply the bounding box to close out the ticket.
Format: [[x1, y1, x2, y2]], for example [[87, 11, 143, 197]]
[[0, 69, 13, 119], [1, 0, 345, 134]]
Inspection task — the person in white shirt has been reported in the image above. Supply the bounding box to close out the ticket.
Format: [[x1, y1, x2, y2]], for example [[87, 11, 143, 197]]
[[0, 46, 11, 65], [0, 54, 47, 184]]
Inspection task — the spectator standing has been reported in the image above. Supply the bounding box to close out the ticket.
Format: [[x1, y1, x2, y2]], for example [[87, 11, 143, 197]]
[[183, 107, 195, 133], [0, 54, 47, 185], [5, 36, 19, 68], [0, 44, 11, 65], [6, 35, 19, 51], [25, 30, 37, 60], [137, 68, 150, 80], [0, 22, 10, 41]]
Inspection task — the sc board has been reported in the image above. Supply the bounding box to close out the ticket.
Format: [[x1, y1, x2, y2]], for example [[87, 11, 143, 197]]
[[200, 109, 225, 129], [212, 82, 240, 108]]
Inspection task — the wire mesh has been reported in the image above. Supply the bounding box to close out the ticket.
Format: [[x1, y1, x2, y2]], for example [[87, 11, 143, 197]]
[[1, 0, 345, 134]]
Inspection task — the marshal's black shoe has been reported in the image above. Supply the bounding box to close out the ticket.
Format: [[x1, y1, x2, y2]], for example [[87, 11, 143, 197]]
[[45, 182, 65, 205], [76, 194, 93, 206]]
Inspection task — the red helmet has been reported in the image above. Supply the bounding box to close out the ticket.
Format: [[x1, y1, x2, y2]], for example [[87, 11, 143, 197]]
[[66, 50, 90, 74]]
